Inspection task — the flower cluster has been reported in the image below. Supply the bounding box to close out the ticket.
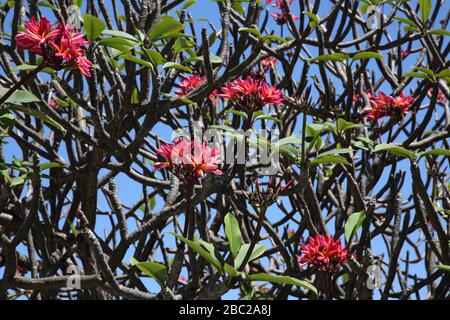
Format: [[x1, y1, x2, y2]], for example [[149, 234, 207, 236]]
[[219, 77, 284, 114], [15, 17, 91, 76], [154, 139, 223, 184], [357, 91, 414, 121], [267, 0, 299, 25], [298, 234, 348, 273], [243, 176, 293, 208], [176, 74, 218, 103]]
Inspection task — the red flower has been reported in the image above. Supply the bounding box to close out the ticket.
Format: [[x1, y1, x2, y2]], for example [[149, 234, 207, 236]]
[[176, 74, 205, 96], [363, 91, 414, 121], [15, 17, 91, 77], [219, 77, 284, 113], [176, 74, 218, 103], [298, 234, 348, 273], [401, 50, 410, 58], [15, 17, 59, 55], [154, 139, 223, 183]]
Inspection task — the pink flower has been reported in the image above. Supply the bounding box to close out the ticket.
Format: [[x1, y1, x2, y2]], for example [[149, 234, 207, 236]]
[[176, 74, 205, 96], [261, 57, 277, 69], [49, 98, 62, 111], [15, 17, 91, 77], [219, 77, 284, 113], [267, 0, 295, 8], [271, 12, 299, 25], [298, 234, 348, 273], [154, 139, 223, 183], [363, 91, 414, 121], [176, 74, 218, 103], [401, 50, 410, 58], [15, 17, 59, 55]]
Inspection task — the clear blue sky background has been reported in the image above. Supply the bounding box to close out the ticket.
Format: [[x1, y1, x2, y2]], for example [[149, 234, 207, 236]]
[[1, 0, 449, 299]]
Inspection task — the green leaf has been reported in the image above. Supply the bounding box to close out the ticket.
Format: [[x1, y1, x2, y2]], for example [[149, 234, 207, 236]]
[[83, 14, 106, 41], [419, 148, 450, 158], [8, 105, 66, 133], [404, 72, 428, 79], [238, 27, 262, 38], [337, 118, 364, 133], [374, 143, 415, 159], [225, 109, 248, 119], [310, 154, 349, 166], [12, 64, 38, 72], [303, 11, 319, 28], [428, 29, 450, 37], [162, 62, 192, 73], [168, 232, 222, 270], [352, 51, 384, 61], [223, 263, 240, 277], [119, 54, 153, 69], [67, 220, 78, 238], [149, 16, 184, 42], [234, 243, 267, 270], [224, 213, 242, 259], [310, 53, 349, 62], [0, 87, 40, 104], [434, 265, 450, 272], [102, 30, 139, 42], [419, 0, 432, 22], [98, 37, 137, 53], [183, 0, 197, 9], [40, 162, 65, 170], [246, 273, 318, 295], [436, 70, 450, 78], [144, 49, 164, 66], [130, 257, 167, 288], [345, 211, 366, 242]]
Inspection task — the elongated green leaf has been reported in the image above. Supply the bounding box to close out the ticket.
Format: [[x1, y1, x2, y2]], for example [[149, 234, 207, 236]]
[[419, 148, 450, 158], [149, 16, 184, 42], [428, 29, 450, 37], [345, 211, 366, 242], [374, 143, 415, 159], [224, 213, 242, 259], [310, 154, 349, 166], [130, 257, 167, 288], [234, 243, 267, 270], [352, 51, 383, 61], [246, 273, 318, 295], [434, 265, 450, 272], [8, 105, 66, 133], [310, 53, 349, 62], [0, 87, 40, 104], [419, 0, 432, 22], [238, 27, 262, 38], [119, 54, 153, 69], [163, 62, 192, 73], [168, 232, 222, 270], [83, 14, 106, 41]]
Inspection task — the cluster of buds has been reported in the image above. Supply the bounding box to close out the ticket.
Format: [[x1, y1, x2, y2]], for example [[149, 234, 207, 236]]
[[291, 86, 318, 111], [176, 74, 219, 103], [243, 176, 293, 208]]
